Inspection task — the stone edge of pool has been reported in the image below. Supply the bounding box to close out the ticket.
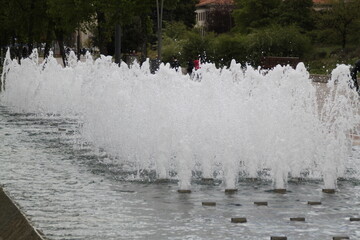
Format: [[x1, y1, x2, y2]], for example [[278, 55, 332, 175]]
[[0, 187, 47, 240], [310, 74, 329, 83]]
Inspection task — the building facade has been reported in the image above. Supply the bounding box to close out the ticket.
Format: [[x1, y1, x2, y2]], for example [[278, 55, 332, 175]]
[[195, 0, 234, 34]]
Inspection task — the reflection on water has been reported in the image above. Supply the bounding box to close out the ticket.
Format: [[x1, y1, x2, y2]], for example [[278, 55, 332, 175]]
[[1, 106, 360, 240]]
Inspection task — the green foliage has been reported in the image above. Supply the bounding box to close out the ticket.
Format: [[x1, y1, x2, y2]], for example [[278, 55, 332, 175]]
[[96, 0, 137, 26], [163, 21, 188, 40], [180, 30, 215, 64], [0, 0, 48, 46], [0, 0, 195, 60], [305, 44, 360, 74], [163, 0, 197, 28], [314, 0, 360, 48], [233, 0, 315, 33], [246, 25, 312, 65], [47, 0, 93, 33], [1, 0, 359, 73], [276, 0, 314, 30], [161, 21, 189, 63], [233, 0, 281, 33], [162, 36, 184, 64], [160, 23, 312, 69], [122, 17, 147, 54], [212, 34, 247, 67], [160, 23, 312, 68], [309, 27, 338, 45]]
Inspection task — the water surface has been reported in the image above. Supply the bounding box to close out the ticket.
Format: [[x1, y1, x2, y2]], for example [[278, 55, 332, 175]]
[[1, 105, 360, 240]]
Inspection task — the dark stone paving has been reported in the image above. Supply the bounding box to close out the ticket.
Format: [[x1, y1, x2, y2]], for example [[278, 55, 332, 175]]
[[0, 187, 45, 240]]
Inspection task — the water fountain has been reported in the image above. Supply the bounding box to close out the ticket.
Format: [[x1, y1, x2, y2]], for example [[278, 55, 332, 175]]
[[1, 49, 359, 194]]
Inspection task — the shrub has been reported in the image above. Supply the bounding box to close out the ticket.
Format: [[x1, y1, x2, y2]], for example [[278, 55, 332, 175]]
[[163, 21, 188, 40], [246, 25, 312, 65], [180, 30, 216, 65], [161, 36, 184, 64], [212, 34, 248, 67]]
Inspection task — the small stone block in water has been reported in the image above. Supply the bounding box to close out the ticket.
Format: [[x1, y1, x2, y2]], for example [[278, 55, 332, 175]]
[[273, 189, 286, 194], [231, 217, 247, 223], [322, 189, 336, 193], [270, 237, 287, 240], [202, 202, 216, 206], [225, 189, 238, 194], [155, 179, 170, 183], [308, 201, 321, 205], [290, 217, 305, 221], [332, 236, 349, 240], [246, 177, 258, 181], [177, 189, 191, 193], [254, 201, 268, 206], [290, 177, 304, 181], [350, 217, 360, 221], [352, 134, 360, 140], [201, 178, 214, 181]]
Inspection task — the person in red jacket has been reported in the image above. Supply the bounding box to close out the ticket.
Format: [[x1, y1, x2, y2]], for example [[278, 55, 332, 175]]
[[193, 58, 200, 70]]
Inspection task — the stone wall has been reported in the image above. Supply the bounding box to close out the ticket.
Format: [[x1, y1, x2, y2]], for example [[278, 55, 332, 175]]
[[310, 74, 330, 83], [0, 187, 45, 240]]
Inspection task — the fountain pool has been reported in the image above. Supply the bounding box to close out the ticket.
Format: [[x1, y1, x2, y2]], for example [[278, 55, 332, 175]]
[[0, 106, 360, 239], [1, 49, 360, 239]]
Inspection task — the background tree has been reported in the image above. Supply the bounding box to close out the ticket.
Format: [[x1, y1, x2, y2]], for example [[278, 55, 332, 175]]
[[90, 0, 154, 61], [162, 21, 189, 63], [232, 0, 282, 33], [46, 0, 93, 65], [163, 0, 197, 28], [131, 0, 155, 61], [0, 0, 48, 59], [211, 34, 247, 67], [156, 0, 165, 60], [246, 25, 312, 64], [181, 30, 215, 64], [316, 0, 360, 49], [206, 3, 235, 34], [276, 0, 314, 31]]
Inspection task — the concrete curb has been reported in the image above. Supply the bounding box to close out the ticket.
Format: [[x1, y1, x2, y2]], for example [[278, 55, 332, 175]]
[[0, 187, 46, 240], [310, 74, 330, 83]]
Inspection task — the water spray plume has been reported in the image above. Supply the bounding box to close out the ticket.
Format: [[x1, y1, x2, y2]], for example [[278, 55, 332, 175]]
[[1, 49, 359, 191]]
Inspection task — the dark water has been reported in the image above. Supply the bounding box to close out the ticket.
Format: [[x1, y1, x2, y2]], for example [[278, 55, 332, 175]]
[[1, 106, 360, 240]]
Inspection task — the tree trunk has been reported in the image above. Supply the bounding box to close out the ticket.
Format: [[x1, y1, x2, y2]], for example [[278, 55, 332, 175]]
[[77, 28, 81, 60], [55, 30, 66, 67], [44, 20, 54, 58], [96, 10, 107, 55], [27, 0, 36, 54], [17, 44, 22, 64], [156, 0, 164, 61], [140, 17, 148, 63], [115, 24, 121, 65]]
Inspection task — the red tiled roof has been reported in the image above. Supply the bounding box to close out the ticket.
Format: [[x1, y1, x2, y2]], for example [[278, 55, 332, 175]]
[[196, 0, 234, 7]]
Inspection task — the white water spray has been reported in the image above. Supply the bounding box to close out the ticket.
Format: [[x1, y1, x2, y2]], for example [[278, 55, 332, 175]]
[[1, 49, 359, 190]]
